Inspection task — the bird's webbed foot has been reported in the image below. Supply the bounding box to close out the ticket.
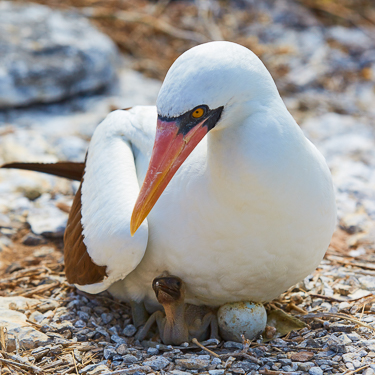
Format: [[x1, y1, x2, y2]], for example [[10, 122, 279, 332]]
[[134, 310, 165, 342]]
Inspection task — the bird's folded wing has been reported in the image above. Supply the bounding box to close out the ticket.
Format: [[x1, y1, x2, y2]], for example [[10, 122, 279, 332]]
[[64, 181, 108, 285], [1, 161, 85, 181]]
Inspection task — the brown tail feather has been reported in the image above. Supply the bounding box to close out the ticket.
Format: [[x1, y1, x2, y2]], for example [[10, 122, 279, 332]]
[[1, 162, 85, 181]]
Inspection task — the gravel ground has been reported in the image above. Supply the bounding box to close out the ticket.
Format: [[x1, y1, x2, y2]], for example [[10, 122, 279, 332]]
[[0, 0, 375, 374]]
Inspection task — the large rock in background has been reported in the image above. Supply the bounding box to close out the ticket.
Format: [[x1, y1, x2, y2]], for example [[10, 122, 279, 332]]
[[0, 1, 119, 108]]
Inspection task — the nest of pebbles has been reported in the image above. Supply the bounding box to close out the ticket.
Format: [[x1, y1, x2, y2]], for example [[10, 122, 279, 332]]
[[0, 221, 375, 374]]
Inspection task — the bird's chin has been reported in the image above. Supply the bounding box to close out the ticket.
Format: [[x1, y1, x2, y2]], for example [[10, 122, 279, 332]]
[[156, 289, 180, 304]]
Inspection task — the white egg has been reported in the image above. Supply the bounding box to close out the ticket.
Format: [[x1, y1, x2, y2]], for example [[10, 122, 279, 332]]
[[218, 301, 267, 342]]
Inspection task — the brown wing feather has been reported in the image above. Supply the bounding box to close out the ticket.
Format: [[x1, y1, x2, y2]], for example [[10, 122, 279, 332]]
[[1, 162, 85, 181], [64, 182, 107, 285]]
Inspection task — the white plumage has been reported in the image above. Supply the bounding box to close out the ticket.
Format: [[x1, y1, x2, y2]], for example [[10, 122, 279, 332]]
[[78, 41, 336, 307]]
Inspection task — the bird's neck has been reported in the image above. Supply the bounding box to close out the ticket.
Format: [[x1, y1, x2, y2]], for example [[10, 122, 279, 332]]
[[162, 301, 190, 344], [163, 302, 186, 327]]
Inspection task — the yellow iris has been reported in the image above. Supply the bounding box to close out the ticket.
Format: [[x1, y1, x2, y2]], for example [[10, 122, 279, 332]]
[[192, 107, 204, 118]]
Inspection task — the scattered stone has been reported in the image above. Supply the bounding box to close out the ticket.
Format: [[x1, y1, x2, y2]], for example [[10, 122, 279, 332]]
[[0, 296, 39, 310], [27, 204, 68, 238], [0, 308, 50, 351], [223, 341, 243, 350], [330, 323, 355, 333], [0, 2, 118, 108], [21, 232, 47, 246], [147, 347, 159, 355], [143, 355, 170, 370], [87, 365, 111, 375], [116, 343, 128, 355], [101, 313, 114, 324], [32, 246, 54, 257], [123, 354, 138, 364], [175, 355, 210, 370], [123, 323, 137, 337], [358, 276, 375, 291], [309, 366, 323, 375], [299, 362, 315, 372], [290, 351, 314, 362]]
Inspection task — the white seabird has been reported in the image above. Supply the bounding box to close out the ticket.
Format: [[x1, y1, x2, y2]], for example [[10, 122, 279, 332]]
[[3, 41, 337, 311]]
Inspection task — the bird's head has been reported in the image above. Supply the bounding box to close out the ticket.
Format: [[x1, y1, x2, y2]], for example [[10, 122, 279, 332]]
[[152, 275, 185, 305], [130, 41, 279, 235]]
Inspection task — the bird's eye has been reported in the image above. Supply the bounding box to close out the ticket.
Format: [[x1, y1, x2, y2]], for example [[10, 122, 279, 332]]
[[176, 281, 182, 288], [192, 107, 205, 118]]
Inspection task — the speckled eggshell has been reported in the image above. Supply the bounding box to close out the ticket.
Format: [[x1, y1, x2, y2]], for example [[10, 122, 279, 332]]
[[218, 301, 267, 342]]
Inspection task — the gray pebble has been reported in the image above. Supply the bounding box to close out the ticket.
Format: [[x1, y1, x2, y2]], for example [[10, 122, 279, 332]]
[[299, 362, 315, 372], [111, 335, 126, 344], [74, 319, 86, 329], [101, 313, 114, 324], [123, 354, 138, 364], [123, 324, 137, 337], [77, 311, 90, 322], [116, 344, 128, 355], [103, 347, 117, 360], [21, 233, 46, 246], [147, 347, 159, 355], [309, 366, 323, 375], [143, 355, 170, 371], [223, 341, 243, 350]]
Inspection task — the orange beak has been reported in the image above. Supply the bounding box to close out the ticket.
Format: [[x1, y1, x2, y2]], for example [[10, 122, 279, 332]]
[[130, 116, 211, 236]]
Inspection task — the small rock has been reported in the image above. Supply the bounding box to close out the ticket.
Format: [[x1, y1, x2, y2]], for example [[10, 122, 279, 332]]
[[143, 355, 170, 371], [209, 370, 225, 375], [175, 355, 210, 370], [147, 347, 159, 355], [358, 276, 375, 291], [111, 334, 126, 344], [29, 311, 45, 324], [298, 362, 315, 372], [101, 313, 113, 324], [0, 307, 50, 351], [0, 296, 39, 310], [309, 366, 323, 375], [337, 333, 352, 345], [32, 246, 54, 257], [290, 351, 314, 362], [80, 364, 100, 374], [77, 311, 90, 322], [123, 354, 137, 364], [74, 320, 86, 329], [233, 361, 260, 372], [347, 332, 361, 342], [103, 347, 117, 360], [21, 233, 47, 246], [223, 341, 243, 350], [279, 358, 292, 365], [87, 364, 111, 375], [28, 204, 68, 238], [123, 324, 137, 337], [330, 323, 355, 333], [0, 2, 118, 108], [116, 343, 128, 355]]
